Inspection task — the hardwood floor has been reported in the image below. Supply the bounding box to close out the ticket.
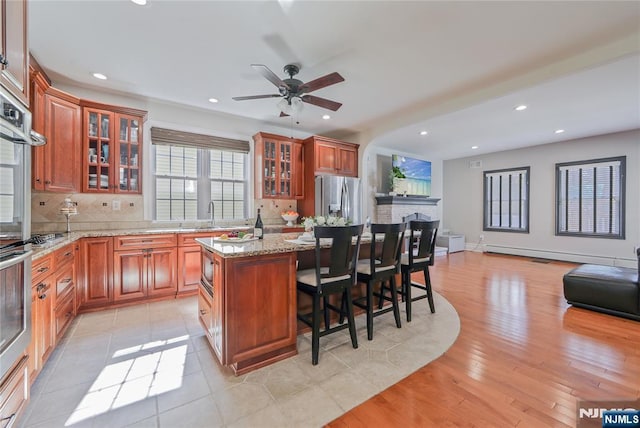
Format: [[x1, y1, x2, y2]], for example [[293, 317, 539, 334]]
[[328, 251, 640, 427]]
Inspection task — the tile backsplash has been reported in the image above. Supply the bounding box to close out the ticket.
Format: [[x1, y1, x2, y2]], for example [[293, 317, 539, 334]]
[[31, 192, 300, 233]]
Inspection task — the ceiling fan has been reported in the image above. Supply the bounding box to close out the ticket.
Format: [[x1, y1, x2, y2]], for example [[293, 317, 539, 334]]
[[232, 64, 344, 116]]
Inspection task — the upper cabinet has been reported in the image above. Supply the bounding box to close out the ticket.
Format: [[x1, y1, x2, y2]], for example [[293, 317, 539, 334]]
[[303, 135, 358, 177], [31, 67, 82, 193], [30, 63, 147, 194], [253, 132, 304, 199], [81, 104, 145, 194], [0, 0, 29, 105]]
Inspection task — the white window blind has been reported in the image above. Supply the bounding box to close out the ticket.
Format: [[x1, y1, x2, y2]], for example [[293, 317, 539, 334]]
[[483, 167, 529, 232], [556, 157, 625, 238], [151, 129, 249, 222]]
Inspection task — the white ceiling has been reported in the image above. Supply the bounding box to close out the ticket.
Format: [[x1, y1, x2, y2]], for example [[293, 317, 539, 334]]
[[28, 0, 640, 160]]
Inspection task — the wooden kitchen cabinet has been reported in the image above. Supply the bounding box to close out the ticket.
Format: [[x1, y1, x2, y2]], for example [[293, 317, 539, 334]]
[[253, 132, 304, 199], [177, 232, 224, 295], [79, 237, 113, 309], [0, 356, 29, 428], [30, 65, 82, 192], [81, 102, 145, 194], [0, 0, 28, 105], [31, 270, 54, 377], [200, 247, 296, 375], [200, 248, 224, 362], [113, 234, 178, 302], [298, 135, 359, 218], [303, 135, 358, 177]]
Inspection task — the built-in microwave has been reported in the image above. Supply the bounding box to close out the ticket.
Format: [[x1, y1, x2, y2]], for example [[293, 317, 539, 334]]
[[0, 84, 45, 381]]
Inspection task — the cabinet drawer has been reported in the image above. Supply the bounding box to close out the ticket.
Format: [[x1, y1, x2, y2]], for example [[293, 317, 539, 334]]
[[54, 292, 75, 340], [0, 356, 28, 427], [54, 263, 75, 305], [114, 234, 177, 250], [32, 255, 53, 284], [53, 244, 75, 268], [178, 232, 222, 247]]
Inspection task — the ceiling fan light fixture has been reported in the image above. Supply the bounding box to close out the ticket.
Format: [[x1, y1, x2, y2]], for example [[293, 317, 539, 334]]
[[277, 98, 292, 115], [277, 96, 303, 115], [290, 96, 303, 112]]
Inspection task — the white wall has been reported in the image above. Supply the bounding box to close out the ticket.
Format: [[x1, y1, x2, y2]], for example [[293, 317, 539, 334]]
[[443, 129, 640, 267]]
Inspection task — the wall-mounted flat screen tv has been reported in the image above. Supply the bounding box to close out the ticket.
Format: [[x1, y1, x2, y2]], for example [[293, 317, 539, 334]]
[[391, 154, 431, 196]]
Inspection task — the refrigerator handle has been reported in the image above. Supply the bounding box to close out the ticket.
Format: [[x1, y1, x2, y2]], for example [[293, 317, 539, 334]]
[[342, 180, 350, 220]]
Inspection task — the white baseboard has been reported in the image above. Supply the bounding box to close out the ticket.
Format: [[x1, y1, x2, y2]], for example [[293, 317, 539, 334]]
[[468, 243, 637, 268]]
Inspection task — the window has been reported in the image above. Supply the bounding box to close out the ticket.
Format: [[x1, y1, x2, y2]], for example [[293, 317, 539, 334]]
[[483, 167, 529, 233], [556, 156, 625, 239], [150, 127, 250, 222]]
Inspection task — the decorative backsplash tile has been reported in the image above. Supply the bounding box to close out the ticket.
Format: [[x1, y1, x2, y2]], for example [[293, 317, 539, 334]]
[[31, 192, 299, 233]]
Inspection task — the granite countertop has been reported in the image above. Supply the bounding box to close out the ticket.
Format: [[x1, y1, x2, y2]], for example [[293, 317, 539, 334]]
[[30, 226, 253, 259], [196, 232, 375, 258]]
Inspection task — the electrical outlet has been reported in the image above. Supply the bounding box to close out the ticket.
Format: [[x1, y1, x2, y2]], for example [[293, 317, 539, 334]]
[[112, 200, 121, 211], [479, 234, 484, 241]]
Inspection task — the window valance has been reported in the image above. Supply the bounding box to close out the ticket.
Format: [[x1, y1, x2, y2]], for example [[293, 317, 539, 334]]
[[150, 127, 250, 153]]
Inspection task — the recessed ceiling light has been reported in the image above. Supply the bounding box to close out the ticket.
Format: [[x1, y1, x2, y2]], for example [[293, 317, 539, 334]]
[[419, 130, 428, 135], [471, 146, 479, 150], [131, 0, 147, 5], [514, 105, 527, 111], [555, 129, 565, 134], [208, 98, 219, 103], [92, 73, 107, 80], [322, 114, 331, 120]]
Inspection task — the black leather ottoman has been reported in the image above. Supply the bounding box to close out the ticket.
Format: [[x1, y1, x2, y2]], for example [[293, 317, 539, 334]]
[[563, 250, 640, 321]]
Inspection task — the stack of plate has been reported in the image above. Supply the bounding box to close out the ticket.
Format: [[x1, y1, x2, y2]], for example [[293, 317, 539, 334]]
[[88, 174, 109, 188]]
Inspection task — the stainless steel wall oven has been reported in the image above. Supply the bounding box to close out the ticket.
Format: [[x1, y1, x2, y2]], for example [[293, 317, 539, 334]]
[[0, 84, 45, 381]]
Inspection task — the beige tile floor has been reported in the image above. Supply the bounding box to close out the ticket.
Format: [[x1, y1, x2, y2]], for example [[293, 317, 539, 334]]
[[19, 291, 459, 428]]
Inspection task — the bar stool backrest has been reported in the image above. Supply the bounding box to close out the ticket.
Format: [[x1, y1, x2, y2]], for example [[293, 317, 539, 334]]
[[409, 220, 439, 266]]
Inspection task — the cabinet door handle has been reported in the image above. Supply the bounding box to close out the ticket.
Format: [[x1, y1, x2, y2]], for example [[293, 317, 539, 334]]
[[39, 293, 47, 300], [45, 180, 51, 184], [200, 309, 207, 315], [1, 412, 17, 428], [36, 178, 41, 183], [64, 251, 73, 257], [36, 283, 45, 292]]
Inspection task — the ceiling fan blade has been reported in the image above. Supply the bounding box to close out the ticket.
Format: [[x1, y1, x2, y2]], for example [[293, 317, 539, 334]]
[[251, 64, 290, 90], [300, 72, 344, 93], [301, 95, 342, 111], [280, 111, 289, 117], [232, 94, 282, 101]]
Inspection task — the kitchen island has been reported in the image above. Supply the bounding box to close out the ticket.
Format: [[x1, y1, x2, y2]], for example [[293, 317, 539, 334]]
[[196, 233, 310, 375], [196, 233, 372, 375]]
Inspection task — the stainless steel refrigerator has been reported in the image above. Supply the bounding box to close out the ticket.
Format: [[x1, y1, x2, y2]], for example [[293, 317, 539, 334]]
[[314, 176, 362, 224]]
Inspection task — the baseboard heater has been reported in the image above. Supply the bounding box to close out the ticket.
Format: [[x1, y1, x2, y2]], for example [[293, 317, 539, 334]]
[[482, 244, 636, 268]]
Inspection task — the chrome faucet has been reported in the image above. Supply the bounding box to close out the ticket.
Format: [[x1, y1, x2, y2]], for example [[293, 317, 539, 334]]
[[207, 201, 215, 227]]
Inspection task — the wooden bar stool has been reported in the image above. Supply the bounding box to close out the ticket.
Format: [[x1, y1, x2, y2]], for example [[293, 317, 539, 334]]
[[296, 224, 363, 365], [400, 220, 439, 321], [353, 223, 406, 340]]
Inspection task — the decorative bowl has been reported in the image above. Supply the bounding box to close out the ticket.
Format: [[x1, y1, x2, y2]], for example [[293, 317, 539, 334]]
[[281, 213, 299, 226]]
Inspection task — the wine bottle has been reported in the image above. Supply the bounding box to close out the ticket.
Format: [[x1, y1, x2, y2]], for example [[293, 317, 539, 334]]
[[254, 208, 264, 239]]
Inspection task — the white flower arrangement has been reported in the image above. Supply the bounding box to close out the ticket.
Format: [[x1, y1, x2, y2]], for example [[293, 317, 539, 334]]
[[302, 215, 349, 231]]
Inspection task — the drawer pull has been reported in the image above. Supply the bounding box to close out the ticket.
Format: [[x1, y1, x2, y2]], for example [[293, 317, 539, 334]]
[[37, 266, 49, 273], [61, 278, 73, 284], [39, 293, 47, 300], [64, 251, 72, 257], [200, 309, 207, 315], [1, 412, 17, 428]]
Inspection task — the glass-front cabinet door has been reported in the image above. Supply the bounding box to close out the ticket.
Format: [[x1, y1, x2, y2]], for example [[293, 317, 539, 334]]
[[115, 114, 140, 193], [263, 139, 276, 197], [85, 109, 112, 192], [279, 142, 292, 197]]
